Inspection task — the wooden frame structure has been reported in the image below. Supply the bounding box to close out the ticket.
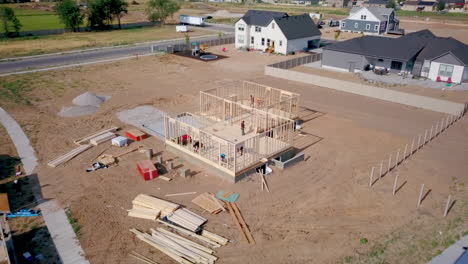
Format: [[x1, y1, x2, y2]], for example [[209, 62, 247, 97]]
[[164, 82, 299, 180]]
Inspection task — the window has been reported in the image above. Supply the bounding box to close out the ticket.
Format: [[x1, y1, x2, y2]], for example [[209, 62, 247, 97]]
[[374, 25, 379, 31], [378, 59, 384, 62], [237, 35, 244, 44], [354, 23, 358, 28], [272, 23, 275, 29], [342, 22, 346, 28], [237, 24, 245, 31], [361, 15, 366, 19], [366, 24, 370, 30], [251, 36, 254, 44], [391, 61, 403, 71], [279, 40, 282, 47], [261, 38, 265, 46], [438, 64, 454, 77], [267, 39, 270, 46], [255, 26, 262, 32]]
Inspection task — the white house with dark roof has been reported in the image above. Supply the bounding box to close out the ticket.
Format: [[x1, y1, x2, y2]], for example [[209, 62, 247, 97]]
[[235, 10, 321, 55]]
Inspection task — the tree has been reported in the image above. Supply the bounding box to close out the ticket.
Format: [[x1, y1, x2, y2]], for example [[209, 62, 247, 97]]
[[108, 0, 128, 29], [0, 7, 21, 37], [437, 1, 446, 11], [146, 0, 180, 25], [386, 0, 397, 9], [55, 0, 84, 32], [87, 0, 114, 30]]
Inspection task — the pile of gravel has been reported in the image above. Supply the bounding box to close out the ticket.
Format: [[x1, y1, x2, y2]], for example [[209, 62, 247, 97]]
[[58, 92, 110, 117]]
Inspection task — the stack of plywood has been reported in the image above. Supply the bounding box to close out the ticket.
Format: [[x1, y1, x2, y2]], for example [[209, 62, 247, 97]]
[[128, 207, 161, 221], [192, 193, 225, 214], [47, 144, 92, 167], [131, 227, 220, 264], [132, 194, 180, 218], [89, 131, 116, 146], [74, 127, 119, 145], [167, 208, 207, 232]]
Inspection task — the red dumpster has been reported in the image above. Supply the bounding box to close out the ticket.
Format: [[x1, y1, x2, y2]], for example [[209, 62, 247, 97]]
[[137, 160, 158, 181]]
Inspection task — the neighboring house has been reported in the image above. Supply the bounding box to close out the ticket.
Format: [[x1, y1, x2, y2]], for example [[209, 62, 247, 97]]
[[292, 0, 320, 5], [321, 29, 468, 83], [339, 7, 401, 35], [363, 0, 388, 7], [401, 1, 437, 11], [235, 10, 321, 55]]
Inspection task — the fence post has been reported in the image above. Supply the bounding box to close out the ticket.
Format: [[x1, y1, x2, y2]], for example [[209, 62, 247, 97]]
[[379, 160, 383, 179], [417, 134, 421, 150], [417, 184, 425, 207], [387, 154, 392, 174], [392, 174, 399, 196], [403, 144, 408, 161], [410, 137, 415, 156], [429, 125, 433, 140], [435, 122, 439, 137], [443, 195, 452, 217], [395, 149, 400, 168], [369, 167, 375, 187]]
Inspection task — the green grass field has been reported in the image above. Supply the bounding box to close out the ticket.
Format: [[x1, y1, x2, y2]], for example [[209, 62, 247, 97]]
[[0, 4, 64, 33]]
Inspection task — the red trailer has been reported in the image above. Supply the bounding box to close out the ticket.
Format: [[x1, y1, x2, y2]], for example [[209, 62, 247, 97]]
[[137, 160, 158, 181]]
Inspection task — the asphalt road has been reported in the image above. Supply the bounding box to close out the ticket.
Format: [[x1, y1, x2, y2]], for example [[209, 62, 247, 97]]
[[0, 23, 234, 75]]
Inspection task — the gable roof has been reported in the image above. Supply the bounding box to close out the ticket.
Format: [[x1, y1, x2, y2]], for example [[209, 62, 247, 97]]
[[239, 10, 288, 26], [274, 14, 321, 40], [416, 37, 468, 64], [349, 7, 394, 21]]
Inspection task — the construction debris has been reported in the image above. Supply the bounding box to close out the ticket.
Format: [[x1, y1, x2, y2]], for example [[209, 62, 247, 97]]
[[128, 207, 161, 221], [97, 154, 116, 166], [47, 144, 92, 167], [156, 219, 221, 248], [215, 191, 239, 203], [90, 131, 116, 146], [158, 176, 172, 181], [132, 194, 179, 218], [85, 162, 107, 172], [192, 193, 225, 214], [200, 230, 228, 246], [74, 127, 119, 145], [167, 208, 207, 232], [226, 202, 255, 245], [129, 251, 160, 264], [165, 192, 197, 197], [131, 227, 219, 264]]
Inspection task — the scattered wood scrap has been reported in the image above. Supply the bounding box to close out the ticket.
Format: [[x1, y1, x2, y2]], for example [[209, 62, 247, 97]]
[[156, 219, 221, 248], [259, 173, 270, 193], [74, 126, 119, 145], [201, 230, 228, 246], [132, 194, 179, 218], [47, 144, 92, 167], [129, 251, 160, 264], [167, 208, 207, 232], [165, 192, 197, 197], [128, 207, 161, 221], [226, 202, 255, 245], [158, 176, 172, 181], [90, 131, 116, 146], [192, 193, 225, 214], [131, 228, 219, 264]]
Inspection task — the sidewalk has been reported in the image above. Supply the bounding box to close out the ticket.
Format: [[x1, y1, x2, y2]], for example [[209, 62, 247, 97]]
[[0, 107, 89, 264]]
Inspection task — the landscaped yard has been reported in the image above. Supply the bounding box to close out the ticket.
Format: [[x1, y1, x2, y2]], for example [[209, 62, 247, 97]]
[[0, 25, 213, 58]]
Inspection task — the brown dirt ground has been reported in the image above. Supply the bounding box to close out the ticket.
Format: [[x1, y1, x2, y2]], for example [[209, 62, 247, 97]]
[[0, 45, 467, 264]]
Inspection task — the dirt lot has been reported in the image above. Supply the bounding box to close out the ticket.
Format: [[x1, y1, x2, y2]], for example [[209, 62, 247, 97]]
[[0, 45, 467, 264]]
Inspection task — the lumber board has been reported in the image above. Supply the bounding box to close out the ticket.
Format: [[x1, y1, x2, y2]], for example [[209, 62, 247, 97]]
[[128, 208, 160, 221], [129, 251, 159, 264], [226, 202, 249, 243], [47, 144, 92, 167], [90, 132, 116, 146], [158, 176, 172, 181], [201, 230, 228, 246], [231, 203, 255, 245], [156, 219, 221, 248], [154, 228, 215, 254], [192, 193, 224, 214], [74, 127, 119, 145]]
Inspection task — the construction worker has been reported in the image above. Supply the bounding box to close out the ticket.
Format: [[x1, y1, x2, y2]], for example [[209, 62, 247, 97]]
[[241, 121, 245, 136]]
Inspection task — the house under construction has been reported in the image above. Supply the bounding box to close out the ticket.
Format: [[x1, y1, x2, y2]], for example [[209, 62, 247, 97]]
[[164, 81, 300, 182]]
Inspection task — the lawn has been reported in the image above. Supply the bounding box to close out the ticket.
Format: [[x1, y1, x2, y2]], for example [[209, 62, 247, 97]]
[[0, 25, 214, 58], [0, 3, 65, 32]]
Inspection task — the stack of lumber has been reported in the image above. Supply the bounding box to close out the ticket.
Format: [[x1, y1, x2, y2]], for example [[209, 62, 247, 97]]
[[129, 251, 159, 264], [157, 220, 224, 248], [226, 202, 255, 245], [47, 144, 92, 167], [167, 208, 207, 232], [89, 131, 116, 146], [128, 207, 161, 221], [74, 127, 119, 145], [192, 193, 225, 214], [132, 194, 179, 218], [131, 228, 219, 264]]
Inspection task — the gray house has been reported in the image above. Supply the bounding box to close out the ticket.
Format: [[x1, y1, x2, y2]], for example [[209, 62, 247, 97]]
[[321, 30, 468, 83], [339, 7, 400, 35]]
